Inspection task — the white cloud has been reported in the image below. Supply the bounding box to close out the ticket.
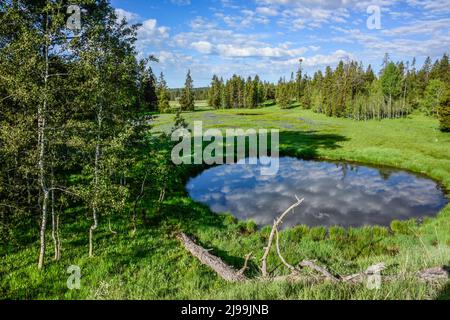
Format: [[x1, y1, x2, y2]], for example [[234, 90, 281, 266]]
[[136, 19, 170, 49], [115, 8, 140, 24], [256, 7, 279, 16], [170, 0, 191, 5], [191, 41, 213, 54], [302, 50, 354, 67], [382, 18, 450, 36], [216, 44, 308, 58]]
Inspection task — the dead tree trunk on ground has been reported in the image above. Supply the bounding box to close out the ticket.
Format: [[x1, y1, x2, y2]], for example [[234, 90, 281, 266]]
[[178, 197, 449, 285]]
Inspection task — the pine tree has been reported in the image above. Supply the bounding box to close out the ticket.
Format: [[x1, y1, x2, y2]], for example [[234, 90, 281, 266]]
[[157, 73, 171, 113], [180, 70, 195, 111], [208, 75, 222, 109], [139, 60, 158, 112], [276, 78, 291, 109]]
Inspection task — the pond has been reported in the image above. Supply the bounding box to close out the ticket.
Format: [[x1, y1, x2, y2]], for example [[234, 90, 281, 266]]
[[186, 157, 448, 228]]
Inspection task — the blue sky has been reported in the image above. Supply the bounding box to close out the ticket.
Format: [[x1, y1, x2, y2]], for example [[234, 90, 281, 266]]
[[111, 0, 450, 88]]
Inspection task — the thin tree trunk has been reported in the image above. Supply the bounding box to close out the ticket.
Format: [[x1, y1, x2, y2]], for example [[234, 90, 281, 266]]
[[133, 172, 148, 231], [89, 206, 98, 257], [37, 14, 50, 269], [89, 106, 102, 257], [51, 184, 57, 260]]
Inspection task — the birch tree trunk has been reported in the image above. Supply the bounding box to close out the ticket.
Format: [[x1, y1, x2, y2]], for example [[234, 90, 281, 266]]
[[37, 14, 50, 269], [89, 106, 102, 257]]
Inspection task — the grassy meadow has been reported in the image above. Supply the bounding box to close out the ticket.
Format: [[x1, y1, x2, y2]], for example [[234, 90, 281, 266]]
[[1, 104, 449, 300]]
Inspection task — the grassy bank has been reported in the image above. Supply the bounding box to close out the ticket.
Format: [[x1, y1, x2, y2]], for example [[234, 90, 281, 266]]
[[2, 106, 449, 300]]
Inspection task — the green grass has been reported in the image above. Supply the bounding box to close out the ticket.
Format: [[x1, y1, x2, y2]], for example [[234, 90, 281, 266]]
[[2, 105, 449, 300]]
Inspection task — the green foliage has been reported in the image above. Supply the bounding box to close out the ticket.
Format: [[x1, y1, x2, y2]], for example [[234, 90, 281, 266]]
[[438, 86, 450, 132], [292, 225, 309, 240], [390, 219, 417, 235], [180, 70, 195, 111], [222, 214, 238, 225], [157, 73, 171, 113], [276, 79, 292, 109], [245, 220, 258, 233], [380, 62, 403, 102], [421, 79, 446, 116], [208, 75, 222, 109], [308, 226, 327, 241], [329, 226, 346, 241]]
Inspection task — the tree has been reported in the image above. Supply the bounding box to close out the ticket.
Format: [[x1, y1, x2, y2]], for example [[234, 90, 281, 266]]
[[208, 75, 222, 109], [157, 73, 171, 113], [276, 78, 291, 109], [0, 0, 75, 269], [421, 79, 446, 116], [438, 86, 450, 132], [380, 62, 402, 115], [69, 2, 139, 258], [180, 70, 195, 111], [139, 58, 158, 112]]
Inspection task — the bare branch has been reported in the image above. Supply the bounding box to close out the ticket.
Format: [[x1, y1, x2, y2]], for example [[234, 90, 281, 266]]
[[238, 252, 253, 276], [261, 196, 304, 277], [275, 228, 296, 272]]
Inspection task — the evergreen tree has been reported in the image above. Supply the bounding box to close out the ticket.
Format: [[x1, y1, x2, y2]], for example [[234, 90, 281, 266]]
[[139, 59, 158, 112], [157, 72, 171, 113], [180, 70, 195, 111], [276, 78, 291, 109], [208, 75, 222, 109]]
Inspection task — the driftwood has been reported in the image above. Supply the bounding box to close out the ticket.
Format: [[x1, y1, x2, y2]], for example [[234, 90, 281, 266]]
[[261, 196, 304, 277], [177, 197, 449, 285], [177, 232, 247, 282]]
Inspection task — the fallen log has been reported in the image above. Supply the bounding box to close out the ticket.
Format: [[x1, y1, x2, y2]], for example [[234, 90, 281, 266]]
[[177, 232, 248, 282], [177, 197, 449, 287]]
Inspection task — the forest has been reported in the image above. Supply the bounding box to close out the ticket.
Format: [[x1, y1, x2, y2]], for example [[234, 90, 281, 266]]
[[1, 0, 449, 300]]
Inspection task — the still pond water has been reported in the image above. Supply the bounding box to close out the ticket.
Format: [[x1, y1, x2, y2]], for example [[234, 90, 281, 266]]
[[186, 157, 448, 228]]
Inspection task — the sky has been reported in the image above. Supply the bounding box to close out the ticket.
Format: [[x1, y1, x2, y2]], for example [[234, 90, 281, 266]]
[[110, 0, 450, 88]]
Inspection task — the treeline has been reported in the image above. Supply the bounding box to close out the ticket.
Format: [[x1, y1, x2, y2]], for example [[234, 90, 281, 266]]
[[0, 1, 183, 268], [207, 54, 450, 128], [169, 87, 209, 102], [208, 75, 276, 109]]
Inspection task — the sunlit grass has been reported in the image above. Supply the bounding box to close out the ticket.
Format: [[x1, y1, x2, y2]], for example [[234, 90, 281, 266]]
[[2, 105, 449, 300]]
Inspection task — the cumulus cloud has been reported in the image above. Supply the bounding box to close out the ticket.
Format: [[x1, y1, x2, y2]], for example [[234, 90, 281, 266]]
[[115, 8, 140, 24], [216, 44, 308, 58], [256, 6, 279, 16], [191, 41, 214, 54], [137, 19, 170, 46]]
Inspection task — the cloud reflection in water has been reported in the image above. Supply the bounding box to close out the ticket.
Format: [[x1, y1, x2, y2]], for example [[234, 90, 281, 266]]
[[186, 157, 448, 228]]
